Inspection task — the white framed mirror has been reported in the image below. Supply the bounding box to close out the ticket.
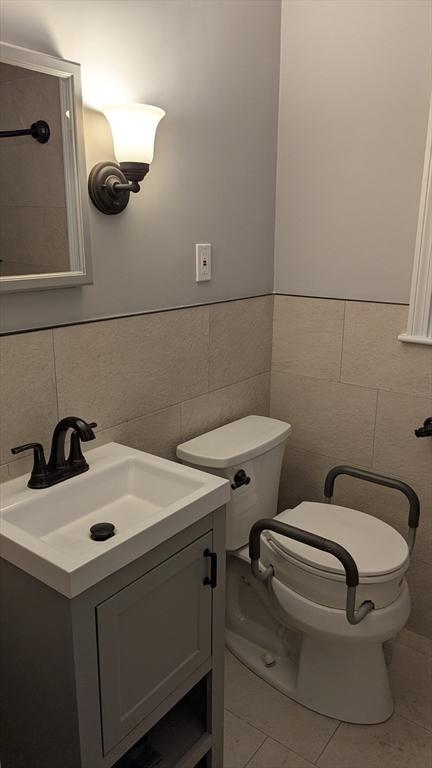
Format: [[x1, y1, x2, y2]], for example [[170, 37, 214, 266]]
[[0, 42, 92, 292]]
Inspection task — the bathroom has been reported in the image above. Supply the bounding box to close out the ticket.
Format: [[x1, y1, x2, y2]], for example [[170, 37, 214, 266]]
[[0, 0, 431, 766]]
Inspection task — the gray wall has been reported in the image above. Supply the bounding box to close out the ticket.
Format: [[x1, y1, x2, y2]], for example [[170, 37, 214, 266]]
[[0, 0, 280, 333], [274, 0, 431, 303]]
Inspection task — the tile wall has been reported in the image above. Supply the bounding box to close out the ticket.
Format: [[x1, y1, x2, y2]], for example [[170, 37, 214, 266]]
[[271, 295, 432, 638], [0, 295, 272, 476], [1, 292, 431, 638]]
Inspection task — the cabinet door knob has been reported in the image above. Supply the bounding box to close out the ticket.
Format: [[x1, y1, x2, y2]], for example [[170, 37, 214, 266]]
[[203, 548, 217, 589]]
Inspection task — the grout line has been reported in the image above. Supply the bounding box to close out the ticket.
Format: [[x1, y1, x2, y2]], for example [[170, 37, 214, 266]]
[[390, 711, 432, 736], [370, 388, 380, 467], [243, 735, 268, 767], [51, 328, 60, 421], [313, 721, 342, 765], [224, 705, 338, 767], [338, 300, 347, 383]]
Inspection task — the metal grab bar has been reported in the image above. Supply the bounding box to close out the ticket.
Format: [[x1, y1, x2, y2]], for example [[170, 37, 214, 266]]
[[249, 519, 374, 625], [323, 466, 420, 553]]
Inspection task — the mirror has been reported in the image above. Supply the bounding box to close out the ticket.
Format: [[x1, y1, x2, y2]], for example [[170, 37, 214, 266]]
[[0, 42, 92, 292]]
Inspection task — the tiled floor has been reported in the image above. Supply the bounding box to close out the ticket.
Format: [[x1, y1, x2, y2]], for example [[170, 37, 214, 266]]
[[223, 628, 432, 768]]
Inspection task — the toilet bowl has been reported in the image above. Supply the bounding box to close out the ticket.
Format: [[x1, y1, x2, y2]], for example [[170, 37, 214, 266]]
[[176, 415, 416, 724]]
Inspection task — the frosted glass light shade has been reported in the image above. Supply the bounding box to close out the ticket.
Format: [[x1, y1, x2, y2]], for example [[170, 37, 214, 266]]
[[102, 103, 165, 164]]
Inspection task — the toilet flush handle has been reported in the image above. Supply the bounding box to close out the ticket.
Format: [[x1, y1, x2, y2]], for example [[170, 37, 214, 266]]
[[248, 518, 375, 626], [231, 469, 251, 490]]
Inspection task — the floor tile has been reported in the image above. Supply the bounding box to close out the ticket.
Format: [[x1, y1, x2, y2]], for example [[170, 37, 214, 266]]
[[397, 629, 432, 658], [317, 713, 432, 768], [224, 710, 266, 768], [224, 652, 338, 763], [246, 737, 315, 767], [390, 642, 432, 731]]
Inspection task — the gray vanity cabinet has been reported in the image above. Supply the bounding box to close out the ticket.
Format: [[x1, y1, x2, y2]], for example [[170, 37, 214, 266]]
[[0, 509, 226, 768], [97, 532, 213, 753]]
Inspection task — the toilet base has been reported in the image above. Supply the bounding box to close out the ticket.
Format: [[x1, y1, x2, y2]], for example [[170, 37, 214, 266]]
[[226, 554, 411, 724], [226, 628, 395, 723]]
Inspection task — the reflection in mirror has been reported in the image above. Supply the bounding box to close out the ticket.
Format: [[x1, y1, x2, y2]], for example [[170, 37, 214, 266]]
[[0, 43, 92, 293]]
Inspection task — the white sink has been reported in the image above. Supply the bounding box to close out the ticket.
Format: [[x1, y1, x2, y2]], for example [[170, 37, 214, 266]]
[[0, 442, 230, 597]]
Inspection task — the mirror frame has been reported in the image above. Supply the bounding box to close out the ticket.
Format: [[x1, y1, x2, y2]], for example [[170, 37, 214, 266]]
[[0, 42, 92, 293]]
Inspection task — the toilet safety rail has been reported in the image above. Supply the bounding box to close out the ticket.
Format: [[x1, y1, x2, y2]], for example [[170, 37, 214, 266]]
[[249, 520, 375, 625], [323, 466, 420, 554]]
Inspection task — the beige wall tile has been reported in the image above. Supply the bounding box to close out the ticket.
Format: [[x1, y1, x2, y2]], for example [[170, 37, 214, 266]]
[[272, 295, 344, 380], [407, 559, 432, 639], [0, 464, 9, 483], [278, 448, 337, 512], [84, 406, 182, 461], [0, 331, 57, 465], [270, 372, 377, 466], [181, 372, 270, 442], [341, 302, 432, 397], [225, 651, 338, 763], [224, 710, 266, 768], [209, 296, 273, 390], [317, 713, 432, 768], [54, 307, 209, 430], [0, 206, 69, 272], [373, 390, 432, 484]]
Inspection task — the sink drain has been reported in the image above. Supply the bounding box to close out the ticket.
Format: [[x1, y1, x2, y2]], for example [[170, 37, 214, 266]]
[[90, 522, 115, 541]]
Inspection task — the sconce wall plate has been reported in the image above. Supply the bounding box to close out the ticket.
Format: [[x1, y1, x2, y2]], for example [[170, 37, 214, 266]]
[[88, 161, 150, 215]]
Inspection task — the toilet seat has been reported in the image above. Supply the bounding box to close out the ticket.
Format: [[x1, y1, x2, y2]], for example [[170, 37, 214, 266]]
[[260, 503, 410, 610]]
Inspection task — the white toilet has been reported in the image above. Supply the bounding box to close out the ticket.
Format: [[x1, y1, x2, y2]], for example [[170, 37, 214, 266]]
[[177, 415, 417, 724]]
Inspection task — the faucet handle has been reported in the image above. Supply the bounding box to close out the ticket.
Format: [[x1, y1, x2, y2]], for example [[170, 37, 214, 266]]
[[11, 442, 49, 489]]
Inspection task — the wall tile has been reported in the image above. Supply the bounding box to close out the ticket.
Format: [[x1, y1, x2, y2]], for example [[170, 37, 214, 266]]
[[407, 559, 432, 639], [341, 302, 432, 397], [84, 406, 182, 461], [0, 330, 57, 466], [272, 295, 344, 380], [0, 464, 9, 483], [278, 447, 337, 512], [270, 372, 377, 466], [180, 372, 270, 442], [54, 307, 209, 430], [209, 296, 272, 390], [373, 390, 432, 484], [0, 206, 69, 273]]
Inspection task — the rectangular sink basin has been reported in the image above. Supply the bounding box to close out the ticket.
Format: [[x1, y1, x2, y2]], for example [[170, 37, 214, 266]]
[[0, 442, 230, 597]]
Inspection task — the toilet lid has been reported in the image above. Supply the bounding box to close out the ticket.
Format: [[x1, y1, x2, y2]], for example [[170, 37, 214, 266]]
[[266, 502, 409, 578]]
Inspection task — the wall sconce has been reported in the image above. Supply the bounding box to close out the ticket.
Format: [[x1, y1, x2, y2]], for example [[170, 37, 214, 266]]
[[88, 103, 165, 215]]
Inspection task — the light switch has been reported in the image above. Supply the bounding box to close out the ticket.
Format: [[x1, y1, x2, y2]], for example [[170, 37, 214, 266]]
[[196, 244, 212, 282]]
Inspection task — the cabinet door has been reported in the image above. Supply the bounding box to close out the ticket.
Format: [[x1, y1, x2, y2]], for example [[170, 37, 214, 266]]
[[97, 532, 213, 754]]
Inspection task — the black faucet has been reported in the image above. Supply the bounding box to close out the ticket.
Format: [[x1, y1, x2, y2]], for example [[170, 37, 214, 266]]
[[11, 416, 97, 489], [415, 417, 432, 438]]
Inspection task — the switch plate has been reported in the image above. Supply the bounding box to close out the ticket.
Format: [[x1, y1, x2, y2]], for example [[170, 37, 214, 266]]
[[196, 244, 212, 282]]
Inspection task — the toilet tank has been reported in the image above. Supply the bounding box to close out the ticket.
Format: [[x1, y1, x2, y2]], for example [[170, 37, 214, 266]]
[[177, 416, 291, 550]]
